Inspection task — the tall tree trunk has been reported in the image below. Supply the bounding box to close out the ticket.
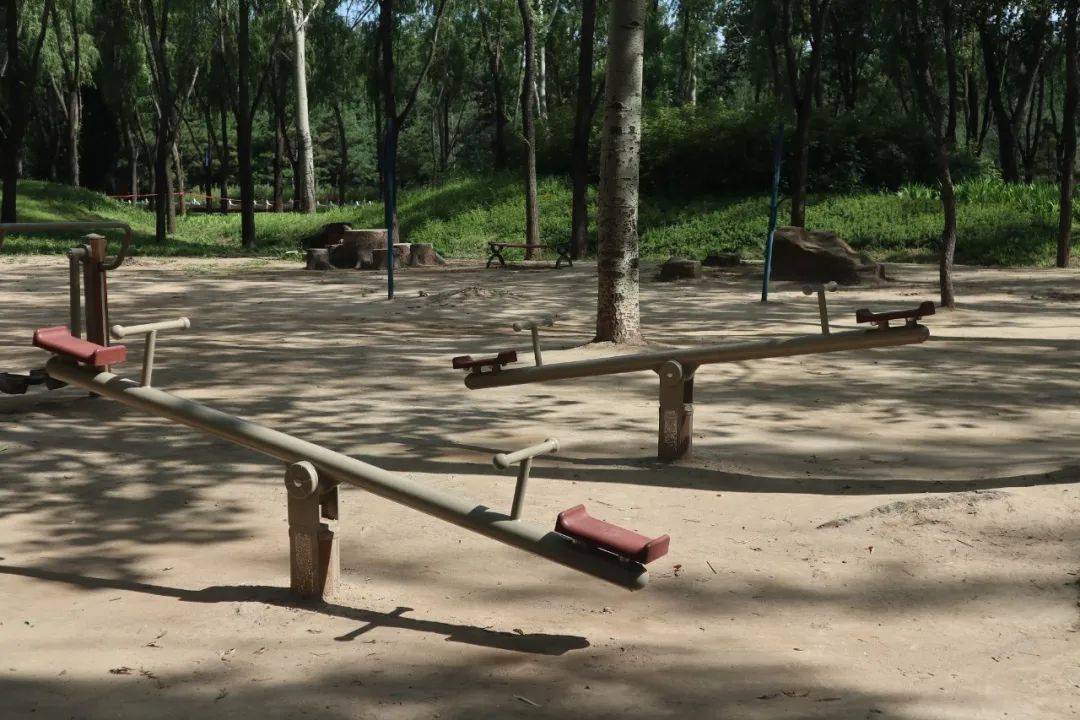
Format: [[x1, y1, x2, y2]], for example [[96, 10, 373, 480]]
[[153, 127, 171, 239], [173, 141, 186, 218], [595, 0, 645, 344], [517, 0, 541, 258], [68, 88, 82, 186], [379, 0, 400, 239], [965, 68, 979, 147], [677, 1, 696, 106], [334, 102, 348, 202], [492, 49, 508, 169], [219, 101, 230, 212], [941, 0, 958, 145], [1, 1, 48, 222], [291, 7, 317, 213], [1059, 0, 1079, 268], [570, 0, 598, 259], [273, 114, 285, 212], [790, 99, 812, 227], [901, 0, 956, 308], [238, 0, 256, 248], [127, 125, 139, 197]]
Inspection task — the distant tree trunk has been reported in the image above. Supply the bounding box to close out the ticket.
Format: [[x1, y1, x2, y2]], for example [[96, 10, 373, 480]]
[[941, 0, 958, 145], [291, 6, 317, 213], [219, 101, 231, 212], [1059, 0, 1079, 268], [67, 88, 82, 186], [153, 129, 171, 238], [334, 102, 348, 202], [570, 0, 598, 259], [237, 0, 256, 248], [595, 0, 646, 344], [780, 0, 831, 227], [173, 141, 186, 218], [900, 0, 957, 308], [517, 0, 541, 258], [1, 1, 49, 222], [126, 123, 140, 198], [677, 1, 696, 106], [965, 68, 979, 147], [478, 9, 509, 170], [273, 114, 285, 212]]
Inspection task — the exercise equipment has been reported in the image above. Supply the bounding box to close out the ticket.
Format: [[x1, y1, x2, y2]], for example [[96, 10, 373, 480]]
[[0, 222, 132, 394], [490, 437, 668, 562], [454, 304, 935, 461], [16, 227, 666, 599]]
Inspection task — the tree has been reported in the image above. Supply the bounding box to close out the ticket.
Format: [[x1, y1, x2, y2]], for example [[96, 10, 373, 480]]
[[477, 1, 511, 170], [977, 2, 1053, 183], [376, 0, 452, 237], [570, 0, 600, 259], [134, 0, 211, 240], [1058, 0, 1078, 267], [44, 0, 97, 187], [595, 0, 646, 344], [516, 0, 540, 257], [220, 0, 283, 248], [896, 0, 959, 307], [776, 0, 832, 227], [287, 0, 319, 213], [1, 0, 50, 222]]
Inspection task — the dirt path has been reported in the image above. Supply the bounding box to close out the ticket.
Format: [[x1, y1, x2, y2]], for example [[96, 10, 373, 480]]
[[1, 256, 1078, 719]]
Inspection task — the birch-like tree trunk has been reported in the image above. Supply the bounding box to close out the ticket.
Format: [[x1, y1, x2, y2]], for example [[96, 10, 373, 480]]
[[291, 4, 317, 213], [516, 0, 541, 257], [570, 0, 598, 259], [1059, 0, 1079, 268], [595, 0, 645, 344]]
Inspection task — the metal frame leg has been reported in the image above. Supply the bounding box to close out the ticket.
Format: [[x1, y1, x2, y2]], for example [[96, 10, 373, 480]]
[[657, 361, 694, 461], [285, 461, 340, 601]]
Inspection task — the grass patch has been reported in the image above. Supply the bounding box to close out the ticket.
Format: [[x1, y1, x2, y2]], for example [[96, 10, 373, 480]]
[[0, 175, 1071, 267]]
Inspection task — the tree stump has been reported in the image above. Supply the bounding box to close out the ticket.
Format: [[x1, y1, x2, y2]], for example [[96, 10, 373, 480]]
[[343, 229, 389, 269], [657, 257, 702, 281], [305, 248, 333, 271], [372, 244, 411, 270], [409, 243, 447, 266], [703, 251, 741, 267]]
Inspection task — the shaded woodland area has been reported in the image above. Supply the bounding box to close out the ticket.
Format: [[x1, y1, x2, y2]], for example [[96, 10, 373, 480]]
[[3, 1, 1080, 305]]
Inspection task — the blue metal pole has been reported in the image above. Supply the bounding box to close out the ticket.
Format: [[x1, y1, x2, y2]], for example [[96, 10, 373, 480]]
[[761, 124, 784, 303], [383, 116, 397, 300]]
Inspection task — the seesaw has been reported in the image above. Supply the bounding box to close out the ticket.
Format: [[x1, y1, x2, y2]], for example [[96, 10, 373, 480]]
[[0, 222, 132, 394], [10, 225, 669, 601], [453, 300, 935, 460]]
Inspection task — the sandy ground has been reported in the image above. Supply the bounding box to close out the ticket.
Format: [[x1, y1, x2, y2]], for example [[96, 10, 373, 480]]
[[1, 254, 1078, 719]]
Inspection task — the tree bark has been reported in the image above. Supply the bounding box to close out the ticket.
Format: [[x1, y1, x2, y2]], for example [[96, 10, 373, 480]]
[[273, 113, 285, 212], [334, 102, 348, 202], [219, 97, 231, 212], [238, 0, 256, 247], [595, 0, 646, 344], [291, 6, 317, 213], [1, 1, 49, 222], [570, 0, 598, 259], [780, 0, 831, 227], [517, 0, 541, 258], [1059, 0, 1079, 268], [173, 141, 186, 218], [900, 0, 956, 308]]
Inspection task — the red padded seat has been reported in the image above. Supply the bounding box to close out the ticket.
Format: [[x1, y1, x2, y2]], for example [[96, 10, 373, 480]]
[[555, 505, 669, 564], [33, 327, 126, 367]]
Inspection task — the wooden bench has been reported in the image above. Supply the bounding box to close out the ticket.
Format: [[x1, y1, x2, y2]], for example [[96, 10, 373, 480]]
[[487, 242, 573, 269]]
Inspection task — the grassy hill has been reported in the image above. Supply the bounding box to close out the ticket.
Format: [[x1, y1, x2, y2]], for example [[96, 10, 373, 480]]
[[0, 175, 1069, 266]]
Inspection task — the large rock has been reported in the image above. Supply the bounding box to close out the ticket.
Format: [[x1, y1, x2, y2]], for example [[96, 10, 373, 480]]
[[770, 226, 884, 285]]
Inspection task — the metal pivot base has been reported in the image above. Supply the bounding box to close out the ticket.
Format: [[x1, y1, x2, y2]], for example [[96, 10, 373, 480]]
[[657, 360, 695, 461], [285, 461, 340, 600]]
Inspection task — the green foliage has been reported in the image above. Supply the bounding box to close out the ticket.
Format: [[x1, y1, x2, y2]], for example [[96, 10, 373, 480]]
[[3, 175, 1071, 268]]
